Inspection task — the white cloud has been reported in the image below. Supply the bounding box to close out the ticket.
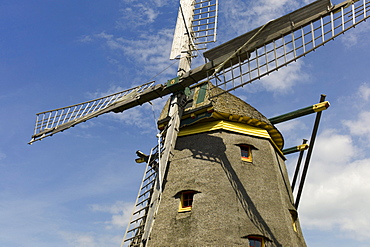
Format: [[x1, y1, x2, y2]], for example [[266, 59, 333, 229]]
[[90, 201, 134, 229], [221, 0, 302, 37], [95, 29, 176, 79], [78, 35, 93, 43], [259, 60, 309, 94], [86, 85, 127, 100], [301, 157, 370, 240], [60, 232, 97, 247], [340, 24, 370, 48], [343, 111, 370, 143], [119, 5, 158, 27], [59, 231, 123, 247], [299, 125, 370, 241], [117, 0, 171, 29], [358, 83, 370, 101], [314, 129, 356, 166]]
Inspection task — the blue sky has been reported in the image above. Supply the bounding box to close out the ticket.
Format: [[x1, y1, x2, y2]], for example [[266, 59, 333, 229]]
[[1, 0, 370, 246]]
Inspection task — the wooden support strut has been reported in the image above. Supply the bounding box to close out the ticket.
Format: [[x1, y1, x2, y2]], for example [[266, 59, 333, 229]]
[[291, 139, 308, 193], [269, 101, 330, 125], [295, 94, 327, 209], [282, 142, 309, 155]]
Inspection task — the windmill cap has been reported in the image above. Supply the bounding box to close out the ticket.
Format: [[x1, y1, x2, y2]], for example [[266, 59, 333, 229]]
[[158, 82, 284, 149]]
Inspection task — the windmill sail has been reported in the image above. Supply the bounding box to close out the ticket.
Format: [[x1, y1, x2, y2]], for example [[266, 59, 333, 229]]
[[30, 0, 369, 144], [203, 0, 370, 96], [192, 0, 218, 49], [165, 0, 370, 96], [29, 82, 156, 144]]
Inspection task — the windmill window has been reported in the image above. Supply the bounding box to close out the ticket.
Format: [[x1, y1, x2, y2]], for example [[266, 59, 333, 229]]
[[178, 191, 195, 212], [289, 210, 298, 232], [239, 144, 252, 162], [248, 236, 264, 247]]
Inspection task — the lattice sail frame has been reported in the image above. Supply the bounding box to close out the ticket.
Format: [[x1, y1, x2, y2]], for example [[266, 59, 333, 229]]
[[192, 0, 218, 49], [207, 0, 370, 97], [122, 144, 160, 247], [170, 0, 218, 59], [30, 81, 154, 144]]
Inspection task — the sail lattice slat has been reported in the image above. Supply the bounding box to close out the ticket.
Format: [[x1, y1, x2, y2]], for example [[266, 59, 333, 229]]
[[30, 81, 155, 143], [191, 0, 218, 49], [208, 0, 370, 97]]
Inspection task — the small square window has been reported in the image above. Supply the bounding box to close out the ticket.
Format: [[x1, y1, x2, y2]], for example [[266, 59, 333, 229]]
[[239, 145, 252, 162], [290, 210, 298, 232], [179, 191, 195, 212], [248, 236, 264, 247]]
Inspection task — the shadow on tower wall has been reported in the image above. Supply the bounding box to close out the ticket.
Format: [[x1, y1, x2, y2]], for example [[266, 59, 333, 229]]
[[178, 133, 282, 247]]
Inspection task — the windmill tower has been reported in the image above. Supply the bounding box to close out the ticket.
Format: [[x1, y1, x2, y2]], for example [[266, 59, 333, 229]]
[[147, 82, 307, 246], [28, 0, 370, 246]]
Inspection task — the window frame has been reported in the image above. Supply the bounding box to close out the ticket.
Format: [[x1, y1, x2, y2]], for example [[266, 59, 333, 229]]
[[178, 191, 196, 212], [239, 144, 253, 162], [289, 209, 298, 232], [248, 236, 265, 247]]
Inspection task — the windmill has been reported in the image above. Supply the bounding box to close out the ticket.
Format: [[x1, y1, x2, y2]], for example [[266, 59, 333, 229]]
[[28, 0, 370, 246]]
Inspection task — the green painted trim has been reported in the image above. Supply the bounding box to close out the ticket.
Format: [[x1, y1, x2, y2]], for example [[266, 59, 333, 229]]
[[166, 76, 180, 87], [269, 101, 329, 124], [196, 83, 208, 104], [180, 112, 213, 127]]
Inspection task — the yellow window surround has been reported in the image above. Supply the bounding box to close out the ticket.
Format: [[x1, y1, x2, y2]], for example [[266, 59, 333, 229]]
[[239, 144, 252, 162], [178, 191, 195, 212]]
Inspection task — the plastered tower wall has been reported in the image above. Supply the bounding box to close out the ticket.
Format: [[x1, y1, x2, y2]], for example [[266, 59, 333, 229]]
[[148, 130, 306, 246]]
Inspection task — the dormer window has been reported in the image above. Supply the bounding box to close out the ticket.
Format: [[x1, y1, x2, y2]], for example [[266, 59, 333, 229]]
[[178, 191, 196, 212], [239, 144, 252, 162], [289, 210, 298, 232], [248, 236, 264, 247]]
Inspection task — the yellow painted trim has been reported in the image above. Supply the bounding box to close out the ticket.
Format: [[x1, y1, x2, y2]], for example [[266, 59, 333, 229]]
[[290, 210, 298, 232], [211, 111, 284, 150], [178, 206, 192, 212], [313, 101, 330, 112], [178, 120, 270, 139], [241, 156, 252, 162], [292, 220, 298, 232], [178, 120, 286, 159], [178, 191, 194, 213], [240, 145, 253, 162], [297, 143, 309, 151]]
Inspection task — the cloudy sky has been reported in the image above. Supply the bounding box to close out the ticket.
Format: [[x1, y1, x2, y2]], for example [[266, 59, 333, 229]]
[[1, 0, 370, 246]]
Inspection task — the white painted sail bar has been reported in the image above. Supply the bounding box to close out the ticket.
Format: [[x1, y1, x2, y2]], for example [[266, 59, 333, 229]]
[[170, 0, 218, 59], [208, 0, 370, 97], [170, 0, 194, 60], [192, 0, 218, 49], [29, 81, 155, 144]]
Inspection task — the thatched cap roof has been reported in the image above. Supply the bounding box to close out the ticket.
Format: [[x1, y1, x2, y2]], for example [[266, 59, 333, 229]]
[[158, 82, 284, 149], [207, 84, 270, 123]]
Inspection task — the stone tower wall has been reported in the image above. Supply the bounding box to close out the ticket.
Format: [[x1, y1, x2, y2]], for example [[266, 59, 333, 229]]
[[148, 130, 306, 246]]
